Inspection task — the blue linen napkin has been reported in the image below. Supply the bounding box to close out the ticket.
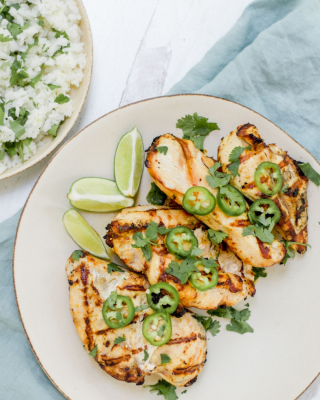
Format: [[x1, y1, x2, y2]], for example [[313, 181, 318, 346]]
[[1, 0, 320, 398], [168, 0, 320, 162]]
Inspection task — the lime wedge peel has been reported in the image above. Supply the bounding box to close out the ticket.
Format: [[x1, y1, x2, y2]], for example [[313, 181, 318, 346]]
[[63, 209, 110, 260], [67, 177, 134, 212], [114, 126, 144, 197]]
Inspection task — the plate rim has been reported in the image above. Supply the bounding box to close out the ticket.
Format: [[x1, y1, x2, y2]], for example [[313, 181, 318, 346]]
[[0, 0, 94, 182], [12, 93, 320, 400]]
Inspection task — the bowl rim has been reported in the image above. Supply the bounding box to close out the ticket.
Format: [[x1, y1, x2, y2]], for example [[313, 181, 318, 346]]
[[12, 93, 320, 400], [0, 0, 94, 181]]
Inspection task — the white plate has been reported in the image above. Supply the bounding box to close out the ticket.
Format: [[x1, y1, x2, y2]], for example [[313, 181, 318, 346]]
[[0, 0, 93, 181], [13, 95, 320, 400]]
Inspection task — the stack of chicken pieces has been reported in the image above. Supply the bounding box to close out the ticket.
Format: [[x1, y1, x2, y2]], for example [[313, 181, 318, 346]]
[[66, 124, 308, 388]]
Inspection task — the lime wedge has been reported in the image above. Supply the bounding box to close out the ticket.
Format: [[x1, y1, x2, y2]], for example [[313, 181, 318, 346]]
[[67, 177, 134, 212], [114, 126, 144, 197], [63, 209, 109, 260]]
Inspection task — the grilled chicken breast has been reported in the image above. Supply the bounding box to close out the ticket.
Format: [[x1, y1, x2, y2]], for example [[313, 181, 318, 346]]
[[106, 205, 255, 310], [66, 252, 206, 387], [146, 134, 286, 267], [217, 124, 308, 253]]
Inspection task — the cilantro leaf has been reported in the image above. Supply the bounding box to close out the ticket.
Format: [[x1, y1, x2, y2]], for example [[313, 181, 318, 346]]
[[47, 84, 61, 90], [89, 345, 97, 358], [145, 221, 159, 242], [193, 314, 221, 337], [145, 379, 178, 400], [190, 247, 203, 257], [72, 250, 84, 261], [47, 123, 60, 138], [299, 163, 320, 186], [252, 267, 267, 282], [146, 182, 166, 205], [280, 240, 311, 265], [37, 18, 44, 26], [7, 22, 27, 39], [30, 64, 45, 88], [0, 150, 4, 161], [132, 230, 158, 262], [135, 304, 149, 312], [114, 336, 126, 344], [242, 225, 274, 244], [160, 354, 171, 364], [0, 107, 4, 126], [157, 226, 171, 235], [143, 349, 149, 361], [182, 391, 187, 395], [10, 59, 29, 87], [209, 305, 254, 335], [176, 113, 219, 151], [226, 319, 254, 334], [200, 257, 219, 271], [166, 257, 199, 284], [0, 34, 12, 42], [208, 229, 228, 245], [52, 28, 69, 40], [108, 263, 124, 274], [208, 306, 235, 319], [281, 184, 289, 193], [227, 146, 251, 177], [157, 146, 168, 155], [54, 94, 70, 104], [206, 162, 231, 189], [227, 161, 240, 177], [9, 120, 26, 139], [0, 61, 10, 69]]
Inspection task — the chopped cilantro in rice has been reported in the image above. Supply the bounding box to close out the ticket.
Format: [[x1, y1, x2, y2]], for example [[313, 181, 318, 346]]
[[0, 0, 86, 174]]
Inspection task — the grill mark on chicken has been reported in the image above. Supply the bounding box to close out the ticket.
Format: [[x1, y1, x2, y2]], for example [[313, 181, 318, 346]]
[[173, 363, 203, 375], [100, 354, 131, 366], [80, 265, 89, 286], [185, 376, 198, 386], [121, 284, 146, 292], [257, 240, 271, 259], [230, 219, 250, 228], [168, 333, 199, 345], [96, 328, 111, 335]]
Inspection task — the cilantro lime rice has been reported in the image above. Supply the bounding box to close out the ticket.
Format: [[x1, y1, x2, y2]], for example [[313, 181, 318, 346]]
[[0, 0, 86, 174]]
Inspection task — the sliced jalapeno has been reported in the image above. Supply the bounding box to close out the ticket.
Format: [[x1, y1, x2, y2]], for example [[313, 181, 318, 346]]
[[102, 291, 135, 329], [142, 311, 172, 346], [147, 282, 179, 314], [254, 162, 282, 196], [248, 199, 281, 231], [217, 184, 246, 216], [166, 226, 198, 258], [189, 259, 219, 292], [182, 186, 216, 216]]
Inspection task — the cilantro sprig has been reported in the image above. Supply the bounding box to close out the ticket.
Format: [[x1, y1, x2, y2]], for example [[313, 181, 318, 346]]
[[208, 305, 254, 335], [227, 146, 251, 177], [160, 354, 171, 364], [242, 225, 274, 244], [208, 229, 228, 246], [89, 345, 97, 358], [157, 146, 168, 155], [252, 267, 267, 282], [206, 161, 230, 189], [147, 182, 166, 205], [131, 221, 170, 261], [143, 349, 149, 361], [281, 240, 311, 265], [144, 379, 178, 400], [299, 163, 320, 186], [193, 314, 221, 337], [107, 262, 124, 274], [114, 336, 126, 345], [72, 250, 84, 261], [166, 256, 217, 284], [176, 113, 219, 151]]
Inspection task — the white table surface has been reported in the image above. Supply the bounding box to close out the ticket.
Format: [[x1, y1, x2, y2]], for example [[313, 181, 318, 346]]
[[1, 0, 319, 398]]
